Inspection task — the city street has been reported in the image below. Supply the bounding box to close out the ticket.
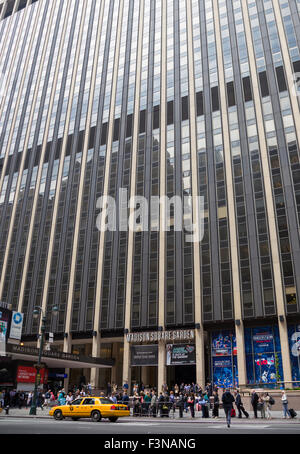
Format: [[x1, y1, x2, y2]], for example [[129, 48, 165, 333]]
[[0, 415, 299, 434]]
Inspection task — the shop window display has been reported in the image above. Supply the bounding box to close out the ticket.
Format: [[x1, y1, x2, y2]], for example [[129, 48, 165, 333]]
[[211, 330, 238, 389], [245, 326, 283, 388], [288, 324, 300, 386]]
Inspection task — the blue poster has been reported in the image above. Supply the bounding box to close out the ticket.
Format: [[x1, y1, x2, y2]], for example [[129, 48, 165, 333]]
[[288, 324, 300, 383], [211, 330, 238, 388], [244, 326, 283, 386]]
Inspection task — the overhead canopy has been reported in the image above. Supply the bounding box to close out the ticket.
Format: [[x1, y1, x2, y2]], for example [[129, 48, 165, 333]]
[[5, 343, 114, 369]]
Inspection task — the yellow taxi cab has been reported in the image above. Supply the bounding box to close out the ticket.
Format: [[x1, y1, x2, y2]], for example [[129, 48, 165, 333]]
[[49, 396, 130, 422]]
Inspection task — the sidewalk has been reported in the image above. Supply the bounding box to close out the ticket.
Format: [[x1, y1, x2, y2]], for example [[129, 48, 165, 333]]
[[1, 407, 299, 422]]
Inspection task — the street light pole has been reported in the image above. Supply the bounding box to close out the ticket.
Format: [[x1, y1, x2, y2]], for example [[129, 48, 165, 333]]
[[29, 305, 58, 415], [29, 311, 46, 415]]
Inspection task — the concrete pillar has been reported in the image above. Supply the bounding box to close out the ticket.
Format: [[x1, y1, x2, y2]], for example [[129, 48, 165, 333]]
[[195, 328, 205, 389], [278, 317, 292, 384], [122, 336, 131, 394], [111, 342, 118, 385], [63, 334, 72, 391], [90, 333, 101, 389], [158, 340, 166, 393], [235, 322, 247, 388]]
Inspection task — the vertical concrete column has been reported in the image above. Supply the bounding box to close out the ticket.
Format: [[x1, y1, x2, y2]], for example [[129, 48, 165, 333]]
[[122, 339, 131, 394], [186, 0, 205, 390], [63, 334, 72, 391], [212, 0, 247, 387], [111, 342, 118, 385], [122, 0, 144, 395], [158, 340, 166, 393], [90, 333, 101, 390], [157, 0, 167, 394]]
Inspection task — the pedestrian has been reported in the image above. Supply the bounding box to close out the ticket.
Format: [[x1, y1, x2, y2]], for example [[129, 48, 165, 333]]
[[58, 389, 66, 406], [258, 393, 266, 419], [263, 393, 272, 420], [150, 390, 157, 417], [199, 395, 209, 418], [123, 381, 129, 393], [177, 393, 184, 418], [281, 390, 291, 419], [222, 388, 235, 428], [174, 384, 179, 396], [107, 382, 112, 396], [122, 391, 130, 406], [133, 392, 141, 416], [27, 391, 32, 408], [234, 389, 249, 419], [66, 392, 73, 405], [251, 389, 259, 419], [87, 382, 92, 395], [187, 393, 195, 418], [0, 390, 4, 408], [18, 391, 25, 409], [143, 391, 151, 415], [212, 390, 220, 418]]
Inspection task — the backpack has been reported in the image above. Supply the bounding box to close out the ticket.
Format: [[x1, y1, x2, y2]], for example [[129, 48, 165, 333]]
[[269, 396, 275, 405]]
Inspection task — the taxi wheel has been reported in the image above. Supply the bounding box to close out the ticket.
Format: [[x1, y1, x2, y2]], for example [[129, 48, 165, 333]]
[[109, 417, 118, 422], [91, 410, 102, 422], [54, 409, 63, 421]]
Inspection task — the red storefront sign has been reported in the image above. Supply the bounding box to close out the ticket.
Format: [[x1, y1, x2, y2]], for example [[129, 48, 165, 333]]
[[16, 366, 48, 384]]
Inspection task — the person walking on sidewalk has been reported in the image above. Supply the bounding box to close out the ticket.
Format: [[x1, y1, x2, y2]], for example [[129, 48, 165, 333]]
[[258, 393, 266, 419], [222, 388, 235, 428], [263, 393, 272, 420], [234, 389, 249, 419], [281, 390, 291, 419], [251, 389, 259, 419], [212, 390, 219, 419]]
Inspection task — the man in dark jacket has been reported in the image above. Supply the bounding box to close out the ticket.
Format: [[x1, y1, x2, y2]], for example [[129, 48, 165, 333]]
[[222, 388, 235, 428], [177, 393, 184, 418], [235, 389, 249, 418], [251, 389, 259, 419]]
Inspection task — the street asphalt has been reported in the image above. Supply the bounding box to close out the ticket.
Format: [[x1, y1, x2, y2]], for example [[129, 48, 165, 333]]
[[0, 408, 299, 435], [0, 415, 299, 435]]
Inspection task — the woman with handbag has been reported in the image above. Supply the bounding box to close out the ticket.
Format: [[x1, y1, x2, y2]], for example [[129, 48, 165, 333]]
[[187, 393, 195, 418], [281, 390, 291, 419], [258, 393, 266, 419]]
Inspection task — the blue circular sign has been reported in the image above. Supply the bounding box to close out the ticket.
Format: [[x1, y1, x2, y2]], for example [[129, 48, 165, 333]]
[[13, 312, 23, 324]]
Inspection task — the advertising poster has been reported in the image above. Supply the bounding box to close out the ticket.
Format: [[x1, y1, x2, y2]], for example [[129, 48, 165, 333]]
[[245, 326, 283, 385], [288, 324, 300, 383], [131, 345, 158, 366], [211, 330, 238, 388], [166, 344, 196, 365], [212, 357, 234, 388], [9, 311, 24, 340], [0, 307, 11, 356], [16, 366, 48, 384]]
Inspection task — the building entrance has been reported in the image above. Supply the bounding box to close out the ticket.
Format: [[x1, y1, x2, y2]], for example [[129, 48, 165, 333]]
[[167, 365, 196, 389]]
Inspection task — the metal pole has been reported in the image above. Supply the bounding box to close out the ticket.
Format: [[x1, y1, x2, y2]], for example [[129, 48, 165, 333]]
[[29, 314, 46, 415]]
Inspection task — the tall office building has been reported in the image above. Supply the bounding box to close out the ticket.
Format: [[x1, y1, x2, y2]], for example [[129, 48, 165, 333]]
[[0, 0, 300, 391]]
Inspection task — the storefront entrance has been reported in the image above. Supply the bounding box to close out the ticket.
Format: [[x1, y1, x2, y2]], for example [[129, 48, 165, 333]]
[[167, 365, 196, 389]]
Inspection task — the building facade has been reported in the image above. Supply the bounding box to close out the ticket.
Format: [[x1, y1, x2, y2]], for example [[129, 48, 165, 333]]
[[0, 0, 300, 391]]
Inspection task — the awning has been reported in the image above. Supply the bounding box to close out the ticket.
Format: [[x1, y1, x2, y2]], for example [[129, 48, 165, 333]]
[[4, 343, 114, 369]]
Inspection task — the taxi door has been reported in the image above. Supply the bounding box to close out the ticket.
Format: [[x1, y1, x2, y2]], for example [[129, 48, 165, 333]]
[[80, 398, 96, 417], [67, 398, 84, 417]]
